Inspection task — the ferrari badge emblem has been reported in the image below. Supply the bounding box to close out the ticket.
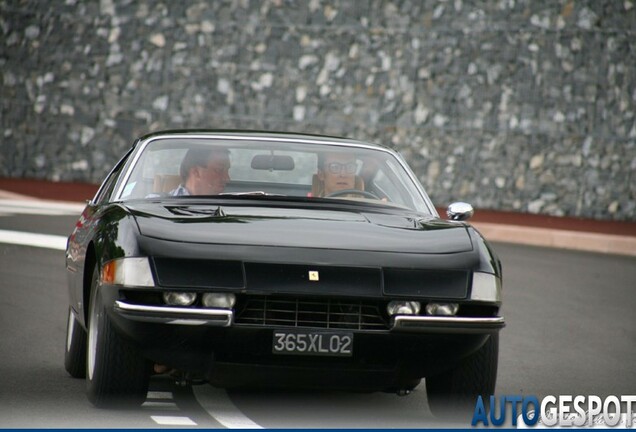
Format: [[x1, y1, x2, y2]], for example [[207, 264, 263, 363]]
[[308, 270, 319, 281]]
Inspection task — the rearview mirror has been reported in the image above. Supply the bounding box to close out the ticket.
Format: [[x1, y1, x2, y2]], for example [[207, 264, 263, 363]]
[[251, 154, 295, 171]]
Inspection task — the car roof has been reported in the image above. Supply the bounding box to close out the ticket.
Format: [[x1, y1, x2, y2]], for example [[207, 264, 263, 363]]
[[136, 129, 391, 151]]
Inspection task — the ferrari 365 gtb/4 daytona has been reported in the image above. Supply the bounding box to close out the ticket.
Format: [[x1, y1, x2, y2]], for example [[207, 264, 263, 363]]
[[64, 130, 504, 414]]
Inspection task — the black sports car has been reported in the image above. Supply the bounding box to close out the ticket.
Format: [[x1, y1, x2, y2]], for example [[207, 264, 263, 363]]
[[64, 130, 504, 413]]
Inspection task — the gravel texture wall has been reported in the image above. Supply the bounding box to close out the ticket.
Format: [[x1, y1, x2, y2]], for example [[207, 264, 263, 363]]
[[1, 0, 635, 220]]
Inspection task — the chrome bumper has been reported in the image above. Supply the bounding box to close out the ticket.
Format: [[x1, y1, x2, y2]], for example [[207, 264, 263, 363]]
[[392, 315, 505, 334], [113, 300, 233, 327], [114, 301, 503, 333]]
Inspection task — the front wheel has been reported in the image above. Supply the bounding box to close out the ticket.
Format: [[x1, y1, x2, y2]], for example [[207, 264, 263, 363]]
[[64, 306, 87, 378], [426, 333, 499, 417], [86, 264, 150, 408]]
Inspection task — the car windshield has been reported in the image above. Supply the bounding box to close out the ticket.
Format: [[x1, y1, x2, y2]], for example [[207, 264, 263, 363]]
[[117, 136, 433, 214]]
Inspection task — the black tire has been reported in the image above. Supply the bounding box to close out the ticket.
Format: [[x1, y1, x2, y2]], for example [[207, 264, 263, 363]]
[[86, 264, 150, 408], [426, 333, 499, 417], [64, 306, 87, 378]]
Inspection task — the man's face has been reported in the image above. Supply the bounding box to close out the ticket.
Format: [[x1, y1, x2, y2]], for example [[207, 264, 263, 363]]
[[192, 152, 230, 195], [318, 153, 357, 196]]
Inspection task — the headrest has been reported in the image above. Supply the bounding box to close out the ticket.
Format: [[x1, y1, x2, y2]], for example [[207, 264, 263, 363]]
[[153, 174, 182, 193]]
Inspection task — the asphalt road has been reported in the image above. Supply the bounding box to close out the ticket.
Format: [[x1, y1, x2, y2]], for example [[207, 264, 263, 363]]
[[0, 206, 634, 428]]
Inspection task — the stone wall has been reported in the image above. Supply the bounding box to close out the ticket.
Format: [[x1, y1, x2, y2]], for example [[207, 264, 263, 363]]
[[1, 0, 634, 220]]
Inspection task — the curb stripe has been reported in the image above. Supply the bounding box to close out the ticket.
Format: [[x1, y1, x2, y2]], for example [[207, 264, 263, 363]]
[[473, 222, 636, 257]]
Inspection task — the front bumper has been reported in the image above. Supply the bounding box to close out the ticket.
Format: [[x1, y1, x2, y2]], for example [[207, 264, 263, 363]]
[[114, 301, 233, 327], [108, 294, 505, 383], [113, 300, 504, 333], [393, 315, 505, 333]]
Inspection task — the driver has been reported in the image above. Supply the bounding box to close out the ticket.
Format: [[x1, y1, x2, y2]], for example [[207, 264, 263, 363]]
[[146, 147, 230, 199], [175, 147, 230, 195], [312, 152, 360, 197]]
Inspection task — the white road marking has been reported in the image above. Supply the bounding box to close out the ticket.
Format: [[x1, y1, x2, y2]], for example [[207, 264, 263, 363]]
[[0, 229, 67, 250], [0, 199, 84, 216], [0, 198, 77, 250], [193, 386, 263, 429], [143, 391, 179, 409], [142, 401, 180, 410], [147, 391, 174, 399], [150, 416, 197, 426]]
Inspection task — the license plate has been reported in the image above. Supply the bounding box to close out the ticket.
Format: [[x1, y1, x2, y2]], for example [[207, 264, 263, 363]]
[[272, 330, 353, 357]]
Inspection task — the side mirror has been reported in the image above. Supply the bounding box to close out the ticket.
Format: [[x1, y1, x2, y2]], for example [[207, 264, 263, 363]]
[[447, 202, 474, 221]]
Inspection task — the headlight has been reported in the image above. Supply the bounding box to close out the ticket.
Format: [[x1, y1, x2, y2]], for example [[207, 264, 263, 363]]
[[163, 291, 197, 306], [101, 257, 154, 287], [202, 293, 236, 309], [387, 300, 421, 316], [425, 302, 459, 316], [471, 272, 502, 302]]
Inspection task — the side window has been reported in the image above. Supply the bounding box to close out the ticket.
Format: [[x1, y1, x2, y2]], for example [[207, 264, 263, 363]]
[[93, 152, 130, 205]]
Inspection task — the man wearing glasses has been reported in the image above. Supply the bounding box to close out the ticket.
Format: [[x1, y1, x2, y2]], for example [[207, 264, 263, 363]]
[[313, 152, 361, 197]]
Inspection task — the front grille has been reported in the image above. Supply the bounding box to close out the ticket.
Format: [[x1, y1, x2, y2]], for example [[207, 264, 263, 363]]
[[235, 296, 389, 330]]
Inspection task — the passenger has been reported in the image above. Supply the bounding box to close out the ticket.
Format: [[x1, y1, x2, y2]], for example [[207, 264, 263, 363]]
[[312, 152, 361, 197], [169, 147, 230, 196]]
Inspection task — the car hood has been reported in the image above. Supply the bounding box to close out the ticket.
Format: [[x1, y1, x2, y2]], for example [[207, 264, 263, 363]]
[[126, 202, 473, 254]]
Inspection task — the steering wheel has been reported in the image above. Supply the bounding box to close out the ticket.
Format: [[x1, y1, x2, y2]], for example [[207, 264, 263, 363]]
[[325, 189, 380, 199]]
